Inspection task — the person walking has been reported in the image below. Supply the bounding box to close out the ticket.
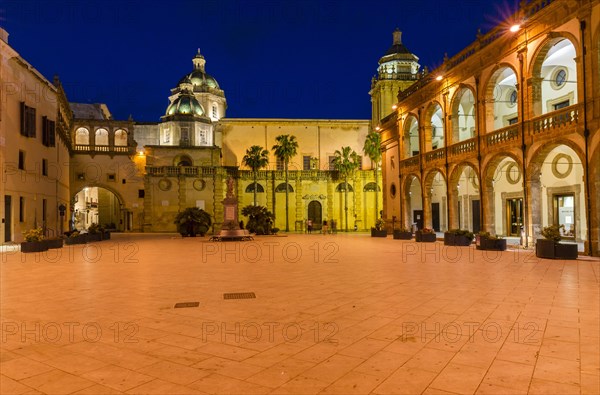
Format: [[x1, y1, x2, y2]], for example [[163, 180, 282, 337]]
[[307, 219, 313, 234], [322, 220, 329, 235]]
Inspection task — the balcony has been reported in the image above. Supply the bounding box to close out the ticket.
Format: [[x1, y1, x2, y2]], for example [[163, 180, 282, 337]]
[[485, 125, 520, 149], [73, 144, 134, 155], [400, 156, 420, 172], [424, 147, 445, 166], [530, 104, 579, 136], [448, 137, 477, 158]]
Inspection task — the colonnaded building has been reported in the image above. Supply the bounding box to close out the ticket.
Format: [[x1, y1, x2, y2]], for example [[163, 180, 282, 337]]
[[374, 0, 600, 256], [2, 0, 599, 257]]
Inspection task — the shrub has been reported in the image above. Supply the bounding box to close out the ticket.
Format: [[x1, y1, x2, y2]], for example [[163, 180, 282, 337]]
[[241, 205, 275, 235], [447, 228, 474, 241], [373, 218, 386, 231], [174, 207, 212, 236], [541, 224, 563, 243], [23, 227, 44, 242]]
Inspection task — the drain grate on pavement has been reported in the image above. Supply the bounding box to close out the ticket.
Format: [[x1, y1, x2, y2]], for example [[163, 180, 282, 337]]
[[223, 292, 256, 300], [174, 301, 200, 308]]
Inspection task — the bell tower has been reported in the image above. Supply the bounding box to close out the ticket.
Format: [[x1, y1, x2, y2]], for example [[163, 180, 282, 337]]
[[369, 29, 421, 125]]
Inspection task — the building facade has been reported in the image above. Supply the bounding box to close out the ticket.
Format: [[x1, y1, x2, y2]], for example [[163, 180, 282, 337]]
[[0, 29, 71, 243], [64, 53, 381, 236], [375, 0, 600, 256]]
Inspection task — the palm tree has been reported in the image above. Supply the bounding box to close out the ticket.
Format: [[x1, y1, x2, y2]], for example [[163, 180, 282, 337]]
[[272, 135, 298, 232], [242, 145, 270, 206], [363, 131, 382, 221], [332, 146, 360, 231]]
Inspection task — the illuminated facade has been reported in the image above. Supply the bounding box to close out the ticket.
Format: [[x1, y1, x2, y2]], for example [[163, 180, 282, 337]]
[[65, 53, 380, 235], [375, 0, 600, 256]]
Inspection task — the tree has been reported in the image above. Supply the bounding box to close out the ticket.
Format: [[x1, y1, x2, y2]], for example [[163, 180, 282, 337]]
[[363, 131, 382, 221], [332, 146, 360, 231], [242, 145, 269, 206], [272, 134, 298, 232]]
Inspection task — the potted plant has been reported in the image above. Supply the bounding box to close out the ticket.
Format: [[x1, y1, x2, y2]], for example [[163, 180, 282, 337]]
[[415, 228, 436, 242], [87, 223, 103, 242], [174, 207, 212, 237], [536, 224, 578, 259], [476, 231, 506, 251], [444, 229, 474, 246], [371, 218, 387, 237], [393, 227, 412, 240], [45, 236, 64, 249], [65, 230, 88, 245], [20, 228, 48, 253]]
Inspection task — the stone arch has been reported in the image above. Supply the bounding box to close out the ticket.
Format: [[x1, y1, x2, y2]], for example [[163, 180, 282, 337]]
[[527, 140, 587, 246], [402, 113, 420, 158], [75, 127, 90, 145], [589, 138, 600, 256], [449, 84, 476, 144], [482, 153, 524, 236], [245, 182, 265, 193], [528, 34, 580, 117], [401, 173, 422, 230], [276, 183, 294, 193], [173, 154, 193, 167], [423, 168, 448, 231], [482, 63, 520, 133], [422, 101, 444, 151], [71, 184, 125, 232], [95, 128, 109, 146], [448, 162, 480, 231], [114, 129, 128, 146]]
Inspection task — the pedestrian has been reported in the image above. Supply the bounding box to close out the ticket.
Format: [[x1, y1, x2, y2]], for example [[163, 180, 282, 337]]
[[307, 219, 313, 234], [322, 219, 328, 235]]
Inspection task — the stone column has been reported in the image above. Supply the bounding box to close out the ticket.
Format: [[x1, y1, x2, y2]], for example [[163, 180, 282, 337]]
[[237, 178, 245, 221], [213, 169, 225, 232], [448, 185, 459, 230], [354, 173, 363, 229], [327, 178, 334, 223], [527, 177, 542, 246], [295, 174, 303, 231], [143, 175, 153, 232], [266, 171, 274, 213], [482, 177, 495, 233]]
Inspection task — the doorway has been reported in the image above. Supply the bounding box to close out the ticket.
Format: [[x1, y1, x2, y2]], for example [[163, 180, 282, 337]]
[[472, 199, 480, 233], [4, 195, 11, 242], [554, 194, 575, 239], [431, 203, 440, 232], [506, 198, 523, 236], [413, 210, 424, 230], [308, 201, 322, 230]]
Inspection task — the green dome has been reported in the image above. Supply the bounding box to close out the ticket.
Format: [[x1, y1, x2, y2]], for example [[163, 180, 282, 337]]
[[166, 91, 204, 117], [178, 70, 220, 89]]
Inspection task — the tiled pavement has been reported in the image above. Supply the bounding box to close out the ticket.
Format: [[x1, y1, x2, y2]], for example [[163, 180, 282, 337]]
[[1, 233, 598, 394]]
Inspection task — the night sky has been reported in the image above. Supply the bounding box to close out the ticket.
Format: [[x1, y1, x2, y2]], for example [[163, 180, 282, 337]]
[[1, 0, 518, 122]]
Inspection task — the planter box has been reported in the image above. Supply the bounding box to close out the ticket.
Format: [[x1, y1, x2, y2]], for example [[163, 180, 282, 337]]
[[476, 236, 506, 251], [45, 239, 63, 249], [444, 232, 472, 246], [65, 234, 88, 245], [20, 241, 49, 253], [393, 230, 412, 240], [536, 239, 577, 259], [371, 229, 387, 238], [415, 232, 436, 242], [87, 233, 102, 242]]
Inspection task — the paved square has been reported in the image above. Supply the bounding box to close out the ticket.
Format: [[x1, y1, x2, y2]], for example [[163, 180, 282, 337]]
[[1, 234, 599, 394]]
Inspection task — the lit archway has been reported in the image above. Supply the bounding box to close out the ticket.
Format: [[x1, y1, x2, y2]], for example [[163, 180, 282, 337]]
[[485, 66, 519, 132], [450, 86, 476, 143], [483, 155, 523, 237], [403, 115, 420, 158], [424, 170, 448, 232], [449, 163, 480, 232], [72, 186, 123, 232], [402, 174, 423, 230], [423, 102, 444, 151]]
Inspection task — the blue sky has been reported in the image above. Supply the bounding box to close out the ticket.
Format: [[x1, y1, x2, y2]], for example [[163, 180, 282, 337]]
[[1, 0, 518, 121]]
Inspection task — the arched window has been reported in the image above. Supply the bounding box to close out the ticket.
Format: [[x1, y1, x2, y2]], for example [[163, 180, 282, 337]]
[[114, 129, 128, 146], [245, 182, 265, 193], [174, 155, 193, 167], [275, 183, 294, 193], [75, 128, 89, 145], [336, 182, 354, 192], [363, 182, 381, 192], [95, 128, 109, 145]]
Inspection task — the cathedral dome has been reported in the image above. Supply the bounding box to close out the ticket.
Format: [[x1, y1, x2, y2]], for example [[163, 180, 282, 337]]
[[177, 49, 220, 90], [380, 29, 419, 63], [165, 89, 204, 117]]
